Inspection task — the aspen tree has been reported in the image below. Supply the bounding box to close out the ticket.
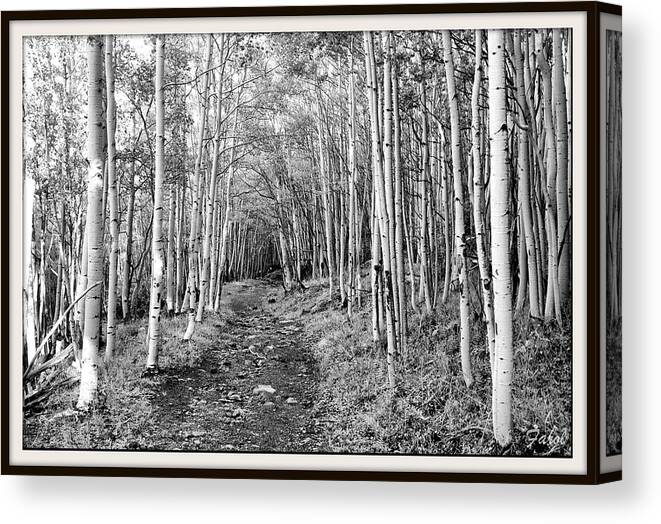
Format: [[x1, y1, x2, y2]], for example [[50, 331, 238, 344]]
[[215, 63, 246, 309], [166, 185, 176, 314], [121, 116, 137, 319], [317, 103, 335, 300], [24, 176, 38, 363], [471, 29, 495, 365], [553, 28, 570, 309], [183, 35, 213, 340], [347, 41, 358, 318], [75, 229, 88, 338], [365, 31, 396, 388], [442, 29, 473, 387], [392, 41, 407, 349], [523, 32, 551, 318], [77, 36, 105, 410], [197, 34, 226, 321], [439, 124, 452, 305], [418, 58, 433, 315], [489, 29, 513, 446], [175, 178, 186, 312], [104, 35, 119, 362], [145, 35, 166, 371], [534, 30, 562, 324], [382, 31, 401, 344], [513, 30, 542, 318]]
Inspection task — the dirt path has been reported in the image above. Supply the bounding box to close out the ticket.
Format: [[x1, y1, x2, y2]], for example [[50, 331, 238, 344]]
[[147, 279, 329, 453]]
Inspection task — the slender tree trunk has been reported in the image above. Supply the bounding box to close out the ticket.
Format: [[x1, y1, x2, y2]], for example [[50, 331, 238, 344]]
[[439, 125, 452, 305], [183, 35, 213, 340], [347, 43, 357, 318], [365, 31, 396, 389], [418, 66, 433, 314], [553, 28, 570, 310], [534, 30, 562, 324], [512, 30, 542, 319], [166, 184, 176, 314], [470, 29, 495, 366], [145, 35, 166, 370], [442, 29, 473, 387], [175, 177, 186, 312], [77, 36, 105, 410], [197, 34, 226, 321], [392, 47, 407, 351], [23, 176, 38, 363], [215, 66, 246, 309], [382, 32, 400, 349], [317, 105, 335, 301], [104, 35, 119, 362], [488, 29, 513, 447]]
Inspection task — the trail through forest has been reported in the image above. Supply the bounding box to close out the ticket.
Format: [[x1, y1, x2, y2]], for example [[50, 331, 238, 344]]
[[22, 29, 581, 456], [146, 280, 329, 452]]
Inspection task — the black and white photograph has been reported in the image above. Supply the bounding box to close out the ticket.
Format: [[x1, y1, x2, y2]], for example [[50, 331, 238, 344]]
[[605, 28, 622, 457], [18, 23, 577, 460]]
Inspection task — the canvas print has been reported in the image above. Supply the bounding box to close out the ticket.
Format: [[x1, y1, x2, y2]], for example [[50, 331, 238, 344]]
[[605, 28, 622, 457], [22, 28, 573, 457]]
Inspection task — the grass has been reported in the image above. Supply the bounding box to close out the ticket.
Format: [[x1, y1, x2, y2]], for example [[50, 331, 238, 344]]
[[23, 313, 215, 450], [268, 275, 572, 457], [25, 276, 572, 457]]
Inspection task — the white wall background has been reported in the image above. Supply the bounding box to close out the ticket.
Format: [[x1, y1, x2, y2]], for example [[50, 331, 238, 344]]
[[1, 0, 658, 522]]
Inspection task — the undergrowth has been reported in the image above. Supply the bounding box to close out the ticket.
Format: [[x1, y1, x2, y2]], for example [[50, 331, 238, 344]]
[[268, 276, 572, 457], [23, 313, 218, 450]]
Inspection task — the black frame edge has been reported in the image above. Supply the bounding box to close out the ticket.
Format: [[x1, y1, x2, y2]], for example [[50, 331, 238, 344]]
[[1, 9, 13, 478], [3, 464, 599, 484], [0, 2, 622, 20], [586, 0, 601, 485], [1, 1, 621, 484]]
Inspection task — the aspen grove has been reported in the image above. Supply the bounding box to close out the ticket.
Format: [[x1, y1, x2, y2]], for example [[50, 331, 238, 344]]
[[23, 29, 572, 454]]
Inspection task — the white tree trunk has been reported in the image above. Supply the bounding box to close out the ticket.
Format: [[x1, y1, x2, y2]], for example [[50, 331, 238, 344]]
[[553, 28, 570, 310], [77, 36, 105, 410], [534, 30, 562, 324], [104, 35, 119, 362], [418, 70, 433, 314], [488, 29, 513, 447], [513, 30, 542, 319], [197, 34, 226, 321], [365, 31, 396, 389], [347, 44, 357, 318], [470, 29, 495, 367], [23, 176, 37, 363], [183, 35, 213, 340], [442, 29, 473, 387], [146, 35, 166, 370], [392, 46, 407, 351], [166, 184, 176, 313]]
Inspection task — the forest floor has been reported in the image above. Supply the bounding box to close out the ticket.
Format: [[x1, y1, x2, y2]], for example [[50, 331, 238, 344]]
[[24, 279, 329, 453], [24, 275, 572, 457]]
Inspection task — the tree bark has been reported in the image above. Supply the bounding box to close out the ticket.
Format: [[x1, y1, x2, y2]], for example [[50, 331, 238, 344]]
[[104, 35, 119, 362], [197, 34, 226, 321], [77, 36, 105, 410], [553, 28, 570, 310], [470, 29, 495, 366], [488, 29, 514, 447], [442, 29, 473, 387], [183, 35, 213, 341], [146, 35, 166, 370]]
